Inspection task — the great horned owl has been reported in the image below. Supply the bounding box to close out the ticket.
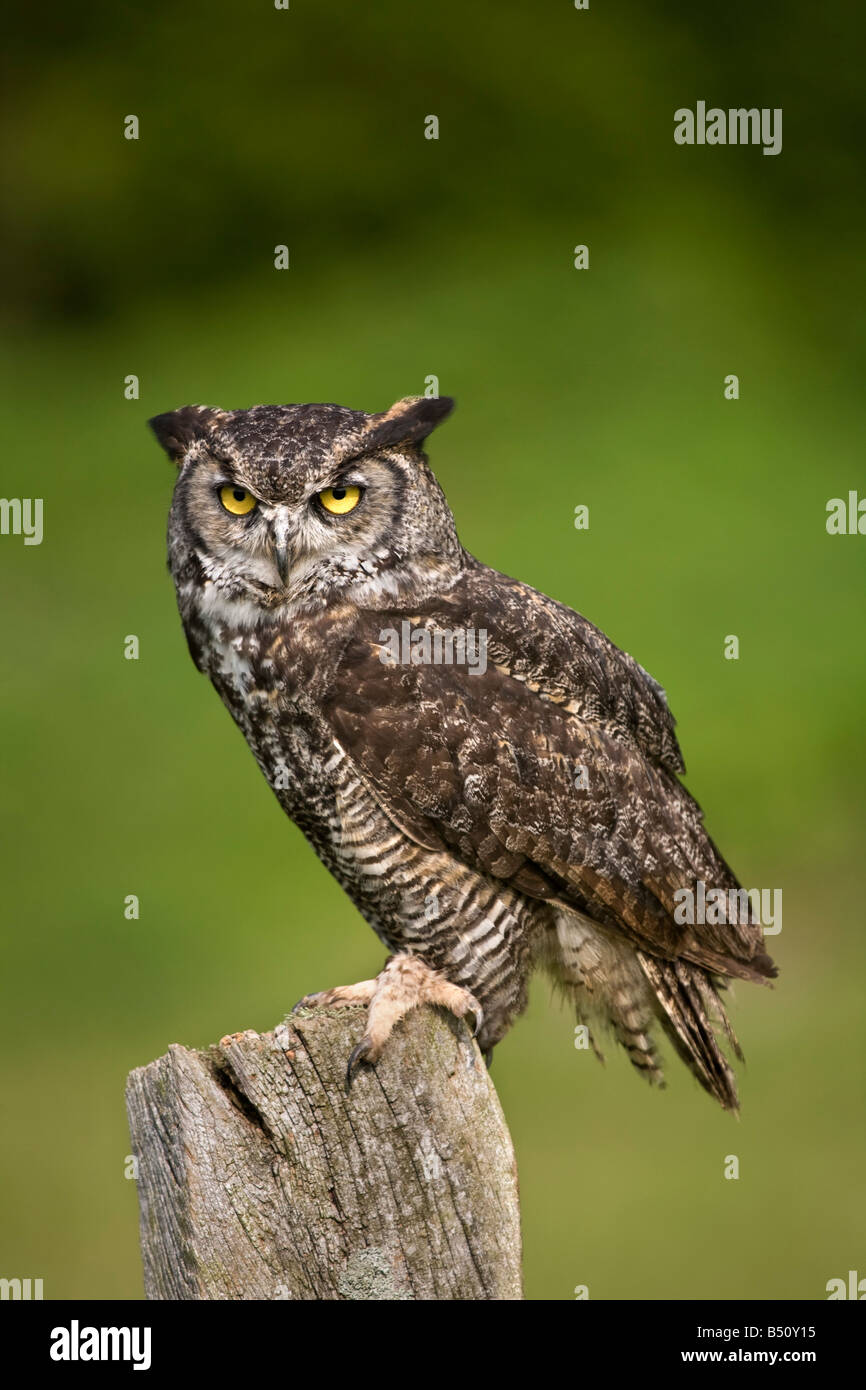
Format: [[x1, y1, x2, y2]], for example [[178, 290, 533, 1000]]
[[151, 395, 775, 1109]]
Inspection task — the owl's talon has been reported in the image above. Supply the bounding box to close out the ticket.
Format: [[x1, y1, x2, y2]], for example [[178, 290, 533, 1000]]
[[454, 993, 484, 1037], [443, 991, 483, 1039], [345, 1036, 375, 1092]]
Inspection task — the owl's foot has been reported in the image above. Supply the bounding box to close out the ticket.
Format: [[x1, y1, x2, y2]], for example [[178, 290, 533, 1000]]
[[293, 954, 482, 1092], [344, 954, 483, 1091]]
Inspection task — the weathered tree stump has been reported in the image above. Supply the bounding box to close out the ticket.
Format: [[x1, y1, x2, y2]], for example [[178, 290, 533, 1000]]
[[126, 1005, 523, 1300]]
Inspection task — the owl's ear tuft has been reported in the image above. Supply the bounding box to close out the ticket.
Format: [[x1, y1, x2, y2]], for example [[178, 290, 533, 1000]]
[[363, 395, 455, 452], [148, 405, 221, 465]]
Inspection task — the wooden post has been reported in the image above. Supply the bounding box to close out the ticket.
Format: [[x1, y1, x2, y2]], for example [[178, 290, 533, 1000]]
[[126, 1005, 523, 1300]]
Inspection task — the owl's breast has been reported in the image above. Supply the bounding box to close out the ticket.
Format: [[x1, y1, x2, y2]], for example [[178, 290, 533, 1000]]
[[188, 612, 312, 802], [186, 603, 545, 1047]]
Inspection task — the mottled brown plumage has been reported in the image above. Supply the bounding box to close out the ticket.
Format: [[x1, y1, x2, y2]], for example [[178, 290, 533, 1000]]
[[151, 394, 775, 1108]]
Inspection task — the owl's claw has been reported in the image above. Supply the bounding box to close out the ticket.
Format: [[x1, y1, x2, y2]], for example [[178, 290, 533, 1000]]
[[350, 955, 484, 1090], [345, 1036, 375, 1092], [294, 955, 485, 1094]]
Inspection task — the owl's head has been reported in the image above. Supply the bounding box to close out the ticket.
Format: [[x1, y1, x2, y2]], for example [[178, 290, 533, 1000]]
[[150, 395, 460, 621]]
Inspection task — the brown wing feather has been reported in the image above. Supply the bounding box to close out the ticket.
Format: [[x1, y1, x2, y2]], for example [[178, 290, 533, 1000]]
[[317, 575, 775, 985], [458, 557, 686, 777]]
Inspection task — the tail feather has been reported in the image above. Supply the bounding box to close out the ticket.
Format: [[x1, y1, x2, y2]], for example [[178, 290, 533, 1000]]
[[638, 952, 740, 1111], [551, 908, 753, 1109], [692, 966, 744, 1063], [551, 909, 668, 1091]]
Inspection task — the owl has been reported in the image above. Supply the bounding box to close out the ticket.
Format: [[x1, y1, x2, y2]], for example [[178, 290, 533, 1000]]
[[150, 394, 776, 1108]]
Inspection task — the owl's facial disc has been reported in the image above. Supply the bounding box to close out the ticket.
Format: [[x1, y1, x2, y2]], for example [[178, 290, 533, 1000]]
[[173, 435, 462, 621], [185, 451, 378, 598]]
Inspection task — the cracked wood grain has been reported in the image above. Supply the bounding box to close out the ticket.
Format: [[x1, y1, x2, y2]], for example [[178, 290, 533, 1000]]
[[125, 1005, 523, 1300]]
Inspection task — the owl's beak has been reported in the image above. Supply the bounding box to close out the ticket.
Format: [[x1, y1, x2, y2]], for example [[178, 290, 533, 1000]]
[[273, 540, 290, 587], [268, 513, 292, 587]]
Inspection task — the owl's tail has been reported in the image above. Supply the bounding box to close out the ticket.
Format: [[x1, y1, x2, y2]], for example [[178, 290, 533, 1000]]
[[550, 909, 668, 1091], [638, 953, 742, 1111], [551, 910, 745, 1107]]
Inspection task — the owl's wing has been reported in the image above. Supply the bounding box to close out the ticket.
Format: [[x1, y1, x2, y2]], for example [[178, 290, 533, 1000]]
[[458, 557, 686, 776], [315, 573, 774, 984]]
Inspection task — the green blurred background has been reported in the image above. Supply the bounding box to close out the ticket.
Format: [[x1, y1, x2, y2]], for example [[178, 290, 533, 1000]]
[[2, 1, 864, 1301]]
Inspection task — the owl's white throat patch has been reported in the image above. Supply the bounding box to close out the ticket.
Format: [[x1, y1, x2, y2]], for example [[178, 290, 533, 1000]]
[[194, 578, 271, 632]]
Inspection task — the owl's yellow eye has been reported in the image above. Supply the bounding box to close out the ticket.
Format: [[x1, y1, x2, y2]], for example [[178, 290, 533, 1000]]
[[219, 485, 257, 516], [318, 485, 362, 515]]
